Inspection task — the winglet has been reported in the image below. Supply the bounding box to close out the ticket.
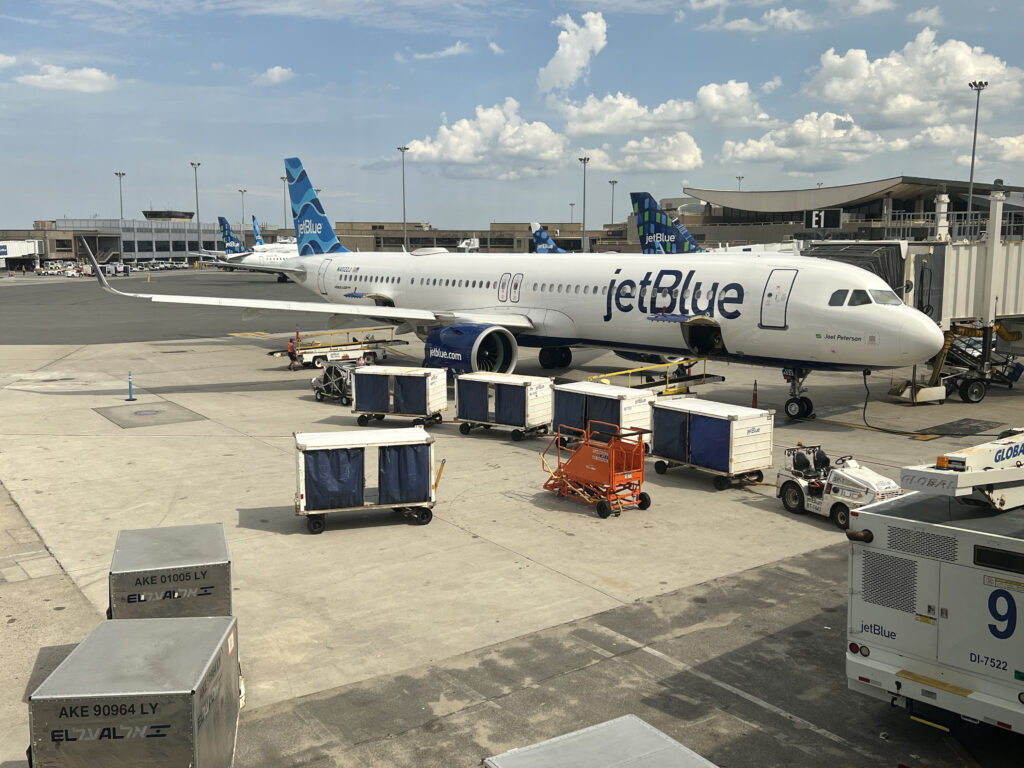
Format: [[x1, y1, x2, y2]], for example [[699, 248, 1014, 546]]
[[630, 192, 704, 253], [79, 237, 119, 295], [284, 157, 350, 255]]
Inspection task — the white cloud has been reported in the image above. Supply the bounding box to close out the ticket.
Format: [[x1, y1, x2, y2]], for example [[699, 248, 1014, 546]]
[[907, 6, 944, 26], [761, 75, 782, 93], [0, 53, 15, 70], [537, 11, 607, 93], [15, 64, 117, 92], [620, 131, 703, 171], [908, 124, 973, 148], [848, 0, 894, 15], [992, 135, 1024, 163], [674, 10, 686, 23], [721, 111, 907, 172], [253, 66, 294, 86], [413, 41, 470, 60], [804, 29, 1024, 127], [407, 97, 568, 179], [210, 61, 225, 72], [708, 6, 818, 33], [489, 41, 504, 55]]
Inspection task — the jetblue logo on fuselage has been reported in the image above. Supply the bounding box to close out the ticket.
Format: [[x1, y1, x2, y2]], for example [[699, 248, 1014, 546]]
[[994, 443, 1024, 463], [603, 268, 744, 322], [298, 220, 322, 235]]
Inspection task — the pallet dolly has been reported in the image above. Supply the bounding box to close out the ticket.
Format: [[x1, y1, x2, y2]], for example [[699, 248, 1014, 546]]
[[541, 420, 651, 518]]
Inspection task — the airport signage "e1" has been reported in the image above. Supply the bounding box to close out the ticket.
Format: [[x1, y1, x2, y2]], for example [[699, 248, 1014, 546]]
[[804, 208, 842, 229]]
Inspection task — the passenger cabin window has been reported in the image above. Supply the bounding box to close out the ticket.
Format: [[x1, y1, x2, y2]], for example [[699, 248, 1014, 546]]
[[848, 289, 872, 306], [828, 290, 848, 306], [870, 289, 903, 306]]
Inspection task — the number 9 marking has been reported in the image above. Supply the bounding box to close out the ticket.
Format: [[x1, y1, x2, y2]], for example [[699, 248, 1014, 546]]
[[988, 589, 1017, 640]]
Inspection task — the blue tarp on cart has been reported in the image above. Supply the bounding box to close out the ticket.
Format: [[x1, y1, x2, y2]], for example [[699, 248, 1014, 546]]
[[378, 444, 431, 504], [689, 414, 730, 472], [652, 407, 688, 461], [394, 374, 428, 415], [355, 373, 389, 413], [495, 383, 526, 426], [553, 390, 586, 433], [457, 378, 490, 422], [304, 448, 365, 510]]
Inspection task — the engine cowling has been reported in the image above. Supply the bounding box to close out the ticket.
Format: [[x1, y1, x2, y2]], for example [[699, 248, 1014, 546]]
[[424, 324, 518, 374]]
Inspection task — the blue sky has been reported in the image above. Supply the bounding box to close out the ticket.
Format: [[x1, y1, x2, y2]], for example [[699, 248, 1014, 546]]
[[1, 0, 1022, 230]]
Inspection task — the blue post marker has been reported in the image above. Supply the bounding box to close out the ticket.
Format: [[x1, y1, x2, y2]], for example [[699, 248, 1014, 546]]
[[126, 371, 137, 402]]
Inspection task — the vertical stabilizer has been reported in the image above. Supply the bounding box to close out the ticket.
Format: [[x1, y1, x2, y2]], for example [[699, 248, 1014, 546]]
[[630, 192, 703, 253], [530, 223, 567, 253], [284, 157, 349, 255], [251, 216, 265, 246], [218, 217, 246, 254]]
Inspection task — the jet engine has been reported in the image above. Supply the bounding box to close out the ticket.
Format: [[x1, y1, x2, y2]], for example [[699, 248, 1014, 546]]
[[424, 324, 518, 374]]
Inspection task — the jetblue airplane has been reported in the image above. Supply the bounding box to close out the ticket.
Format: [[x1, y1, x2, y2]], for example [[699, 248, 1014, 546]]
[[632, 193, 704, 253], [252, 215, 265, 246], [84, 157, 944, 418], [531, 223, 567, 254], [214, 216, 297, 282]]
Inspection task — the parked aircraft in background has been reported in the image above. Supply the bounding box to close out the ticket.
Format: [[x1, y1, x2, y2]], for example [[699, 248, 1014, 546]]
[[83, 157, 945, 418], [632, 193, 704, 253], [214, 216, 297, 282], [531, 223, 567, 254]]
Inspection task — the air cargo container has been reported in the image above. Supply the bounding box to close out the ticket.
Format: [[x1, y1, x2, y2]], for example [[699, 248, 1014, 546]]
[[455, 371, 552, 441], [352, 366, 447, 426], [552, 381, 655, 441]]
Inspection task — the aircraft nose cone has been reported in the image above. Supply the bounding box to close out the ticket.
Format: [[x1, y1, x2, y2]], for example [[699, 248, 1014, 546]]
[[900, 314, 945, 362]]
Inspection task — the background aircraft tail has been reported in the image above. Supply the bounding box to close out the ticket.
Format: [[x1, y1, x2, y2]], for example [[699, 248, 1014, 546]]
[[530, 223, 566, 253], [218, 216, 247, 254], [284, 157, 349, 255], [630, 192, 704, 253], [251, 215, 265, 246]]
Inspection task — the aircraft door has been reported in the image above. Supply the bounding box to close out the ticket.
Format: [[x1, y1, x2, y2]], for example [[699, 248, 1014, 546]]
[[317, 259, 332, 296], [760, 268, 797, 329], [510, 273, 524, 303], [497, 272, 512, 302]]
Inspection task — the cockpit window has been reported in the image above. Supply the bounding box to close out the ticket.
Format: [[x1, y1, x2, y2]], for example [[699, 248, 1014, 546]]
[[848, 289, 872, 306], [828, 290, 848, 307], [870, 289, 903, 306]]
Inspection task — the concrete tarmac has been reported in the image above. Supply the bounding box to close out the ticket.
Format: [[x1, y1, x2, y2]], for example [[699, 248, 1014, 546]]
[[0, 272, 1019, 766]]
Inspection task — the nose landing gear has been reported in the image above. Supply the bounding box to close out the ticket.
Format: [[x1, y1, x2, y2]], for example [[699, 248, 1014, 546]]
[[783, 367, 815, 419]]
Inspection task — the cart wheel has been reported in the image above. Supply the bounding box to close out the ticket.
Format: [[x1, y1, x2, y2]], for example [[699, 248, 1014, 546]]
[[713, 476, 731, 491], [959, 378, 987, 404], [413, 418, 424, 426], [306, 515, 326, 534], [830, 503, 851, 531], [482, 424, 493, 430], [595, 500, 612, 519], [511, 429, 524, 442], [433, 414, 443, 424], [314, 390, 324, 402], [654, 460, 668, 475], [375, 414, 385, 421], [637, 492, 652, 510], [744, 470, 764, 483], [357, 414, 370, 426], [340, 396, 352, 406], [780, 482, 805, 514], [415, 507, 433, 525], [313, 356, 326, 368], [459, 422, 472, 435]]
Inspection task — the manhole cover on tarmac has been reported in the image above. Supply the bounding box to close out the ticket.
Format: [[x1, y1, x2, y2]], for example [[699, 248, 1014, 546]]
[[93, 402, 207, 429], [916, 418, 1004, 437], [134, 409, 162, 416]]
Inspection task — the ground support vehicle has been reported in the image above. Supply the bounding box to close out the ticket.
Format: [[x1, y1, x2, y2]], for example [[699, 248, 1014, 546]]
[[271, 326, 407, 368], [294, 428, 442, 533], [777, 445, 901, 530], [650, 399, 773, 490], [846, 430, 1024, 733], [542, 421, 650, 518], [311, 361, 358, 405], [352, 365, 447, 427], [28, 617, 241, 768], [455, 371, 552, 441]]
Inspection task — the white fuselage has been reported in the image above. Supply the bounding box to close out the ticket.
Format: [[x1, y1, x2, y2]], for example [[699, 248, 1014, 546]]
[[280, 249, 942, 371], [226, 242, 297, 268]]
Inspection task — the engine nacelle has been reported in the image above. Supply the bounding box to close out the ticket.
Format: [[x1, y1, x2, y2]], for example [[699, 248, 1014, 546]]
[[424, 324, 518, 374]]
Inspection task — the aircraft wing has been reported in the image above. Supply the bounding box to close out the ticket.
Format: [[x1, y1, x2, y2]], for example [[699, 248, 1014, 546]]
[[83, 243, 533, 330], [209, 258, 307, 278]]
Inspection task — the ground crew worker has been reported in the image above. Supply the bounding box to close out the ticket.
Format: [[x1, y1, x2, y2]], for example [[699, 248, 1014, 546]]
[[287, 338, 298, 370]]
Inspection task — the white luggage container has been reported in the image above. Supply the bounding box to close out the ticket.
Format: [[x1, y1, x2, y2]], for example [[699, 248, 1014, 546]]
[[294, 427, 438, 533], [552, 381, 656, 441], [107, 523, 232, 620], [28, 617, 241, 768], [454, 371, 552, 441], [352, 366, 447, 426], [650, 398, 774, 489]]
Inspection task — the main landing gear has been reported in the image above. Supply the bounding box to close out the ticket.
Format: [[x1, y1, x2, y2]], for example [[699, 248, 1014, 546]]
[[539, 346, 573, 369], [783, 367, 815, 419]]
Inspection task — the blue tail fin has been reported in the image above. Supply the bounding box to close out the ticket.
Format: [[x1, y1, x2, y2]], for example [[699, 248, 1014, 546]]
[[251, 216, 265, 246], [530, 222, 566, 253], [630, 192, 703, 253], [284, 157, 349, 255], [218, 216, 246, 254]]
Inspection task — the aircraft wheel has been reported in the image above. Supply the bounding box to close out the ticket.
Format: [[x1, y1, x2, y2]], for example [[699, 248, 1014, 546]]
[[557, 347, 573, 367], [799, 396, 814, 417], [784, 397, 805, 419], [830, 503, 851, 531], [780, 482, 805, 514], [277, 274, 288, 283], [959, 379, 987, 403], [595, 500, 612, 519], [539, 348, 559, 369], [637, 492, 651, 510]]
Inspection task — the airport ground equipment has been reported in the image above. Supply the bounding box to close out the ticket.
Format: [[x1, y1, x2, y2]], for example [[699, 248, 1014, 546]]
[[777, 446, 901, 530], [650, 399, 773, 490], [279, 326, 406, 368], [294, 427, 438, 533], [483, 714, 720, 767], [588, 358, 724, 396], [542, 421, 650, 518], [846, 429, 1024, 733], [311, 361, 357, 405], [352, 365, 447, 426], [455, 371, 552, 441], [27, 616, 240, 768], [552, 381, 656, 444], [108, 523, 232, 619]]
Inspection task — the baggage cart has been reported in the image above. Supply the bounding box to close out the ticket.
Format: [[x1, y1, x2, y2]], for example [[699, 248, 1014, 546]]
[[454, 371, 552, 441], [294, 427, 441, 533], [552, 381, 656, 445], [108, 523, 232, 619], [311, 361, 358, 405], [28, 617, 241, 768], [352, 366, 447, 426], [484, 714, 720, 767], [650, 399, 774, 490]]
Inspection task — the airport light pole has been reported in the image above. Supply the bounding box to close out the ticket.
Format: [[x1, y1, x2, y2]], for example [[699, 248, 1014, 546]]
[[736, 175, 744, 190], [578, 156, 590, 252], [569, 202, 574, 223], [967, 80, 988, 221], [190, 162, 201, 252], [114, 171, 126, 220], [238, 188, 246, 247], [280, 175, 287, 231], [397, 145, 410, 252], [609, 179, 618, 225]]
